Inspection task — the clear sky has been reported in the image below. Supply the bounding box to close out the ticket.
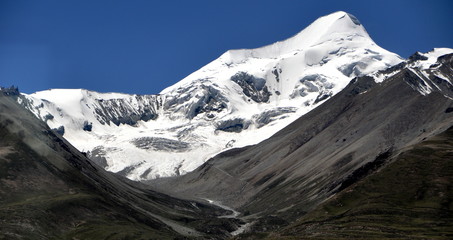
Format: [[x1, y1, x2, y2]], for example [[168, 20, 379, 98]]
[[0, 0, 451, 95]]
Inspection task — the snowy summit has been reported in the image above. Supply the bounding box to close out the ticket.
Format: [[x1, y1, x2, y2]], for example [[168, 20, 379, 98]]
[[20, 11, 403, 180]]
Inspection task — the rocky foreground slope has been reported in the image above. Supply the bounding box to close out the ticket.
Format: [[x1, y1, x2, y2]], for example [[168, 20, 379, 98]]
[[265, 126, 453, 239]]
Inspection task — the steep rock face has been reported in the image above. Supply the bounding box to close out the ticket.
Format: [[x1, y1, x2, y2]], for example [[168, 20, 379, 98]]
[[372, 49, 453, 98], [149, 50, 453, 225], [94, 95, 160, 125], [230, 72, 271, 103], [19, 11, 403, 180], [161, 83, 228, 120]]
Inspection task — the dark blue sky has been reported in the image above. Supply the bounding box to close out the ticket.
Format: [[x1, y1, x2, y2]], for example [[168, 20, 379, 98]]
[[0, 0, 451, 94]]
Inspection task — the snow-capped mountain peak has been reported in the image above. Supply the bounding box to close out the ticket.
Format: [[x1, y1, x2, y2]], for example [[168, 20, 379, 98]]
[[220, 11, 370, 62], [20, 12, 403, 180], [161, 11, 399, 98], [244, 11, 370, 58]]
